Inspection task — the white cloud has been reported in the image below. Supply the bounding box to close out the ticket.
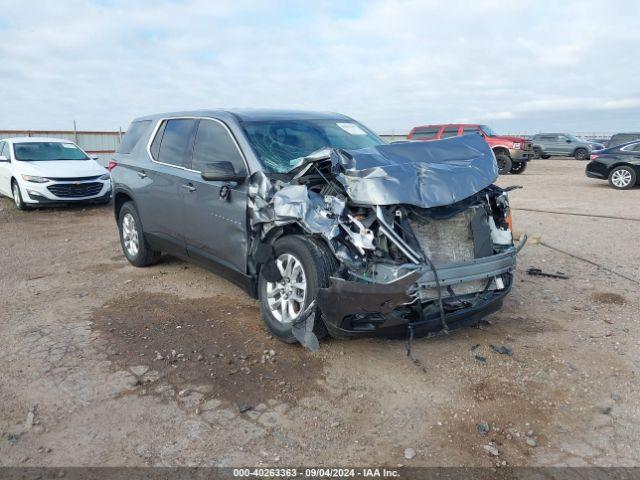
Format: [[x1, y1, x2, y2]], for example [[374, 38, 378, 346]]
[[0, 0, 638, 133]]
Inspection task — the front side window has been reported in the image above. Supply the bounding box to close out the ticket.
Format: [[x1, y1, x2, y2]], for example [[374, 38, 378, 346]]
[[13, 142, 88, 161], [151, 119, 197, 168], [0, 142, 7, 158], [242, 119, 384, 173], [479, 125, 497, 136], [192, 119, 245, 173], [462, 127, 481, 136]]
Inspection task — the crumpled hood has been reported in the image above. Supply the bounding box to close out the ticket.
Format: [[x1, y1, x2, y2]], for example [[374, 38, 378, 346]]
[[333, 133, 498, 209]]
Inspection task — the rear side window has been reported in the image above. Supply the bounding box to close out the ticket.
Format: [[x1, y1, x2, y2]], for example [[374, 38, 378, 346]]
[[151, 119, 197, 168], [117, 120, 151, 154], [411, 127, 439, 140], [462, 127, 480, 136], [440, 126, 459, 139], [191, 119, 245, 173]]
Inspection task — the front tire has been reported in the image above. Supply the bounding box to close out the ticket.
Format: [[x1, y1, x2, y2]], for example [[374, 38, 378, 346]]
[[118, 201, 161, 267], [258, 235, 338, 343], [608, 166, 636, 190], [495, 153, 513, 175], [510, 161, 528, 174], [541, 154, 551, 159], [574, 148, 588, 160], [12, 181, 28, 211]]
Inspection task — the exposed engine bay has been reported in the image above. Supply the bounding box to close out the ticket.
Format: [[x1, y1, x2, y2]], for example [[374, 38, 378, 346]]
[[246, 134, 525, 350]]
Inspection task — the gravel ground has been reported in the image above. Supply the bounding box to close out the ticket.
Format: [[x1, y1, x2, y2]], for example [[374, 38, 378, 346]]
[[0, 159, 638, 467]]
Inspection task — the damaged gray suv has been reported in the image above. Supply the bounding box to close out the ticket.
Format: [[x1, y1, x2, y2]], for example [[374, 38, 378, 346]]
[[111, 110, 524, 349]]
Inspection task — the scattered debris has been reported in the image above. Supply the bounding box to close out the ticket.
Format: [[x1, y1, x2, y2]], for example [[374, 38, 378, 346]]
[[601, 406, 613, 415], [526, 267, 569, 280], [476, 421, 490, 435], [490, 345, 513, 356], [239, 403, 253, 414], [525, 437, 537, 447], [612, 392, 621, 402], [404, 448, 416, 460], [475, 355, 487, 363], [24, 406, 37, 430], [483, 444, 499, 456], [130, 365, 149, 376], [470, 344, 480, 351]]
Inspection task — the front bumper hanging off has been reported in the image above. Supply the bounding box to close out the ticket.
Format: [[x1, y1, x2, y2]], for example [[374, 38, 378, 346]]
[[318, 240, 525, 339]]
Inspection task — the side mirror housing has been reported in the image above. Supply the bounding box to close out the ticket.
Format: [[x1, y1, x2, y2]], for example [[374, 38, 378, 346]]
[[201, 161, 246, 182], [0, 155, 8, 162], [90, 155, 99, 160], [566, 139, 572, 143]]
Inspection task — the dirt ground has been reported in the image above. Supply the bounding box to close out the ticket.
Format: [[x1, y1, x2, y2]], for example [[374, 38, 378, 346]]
[[1, 159, 639, 467]]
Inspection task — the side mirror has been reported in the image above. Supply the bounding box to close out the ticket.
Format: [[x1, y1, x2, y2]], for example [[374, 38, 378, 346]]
[[0, 155, 8, 162], [201, 161, 246, 182], [90, 155, 99, 160], [566, 139, 572, 143]]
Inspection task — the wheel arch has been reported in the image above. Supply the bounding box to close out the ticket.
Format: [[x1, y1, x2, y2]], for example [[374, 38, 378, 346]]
[[492, 146, 510, 157], [573, 146, 588, 155], [113, 189, 135, 220]]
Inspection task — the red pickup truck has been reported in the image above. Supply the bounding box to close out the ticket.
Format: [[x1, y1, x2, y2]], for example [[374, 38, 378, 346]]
[[407, 124, 534, 174]]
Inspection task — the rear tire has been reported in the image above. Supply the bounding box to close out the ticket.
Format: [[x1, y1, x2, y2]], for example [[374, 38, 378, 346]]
[[509, 161, 528, 174], [574, 148, 588, 160], [541, 154, 551, 159], [608, 166, 636, 190], [495, 153, 513, 175], [11, 180, 28, 211], [117, 201, 161, 267], [258, 235, 338, 343]]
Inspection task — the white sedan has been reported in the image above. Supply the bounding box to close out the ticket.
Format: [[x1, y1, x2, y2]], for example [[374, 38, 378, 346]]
[[0, 137, 112, 210]]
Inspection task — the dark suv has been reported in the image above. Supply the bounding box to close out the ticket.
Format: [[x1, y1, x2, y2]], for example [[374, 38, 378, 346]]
[[111, 110, 523, 348]]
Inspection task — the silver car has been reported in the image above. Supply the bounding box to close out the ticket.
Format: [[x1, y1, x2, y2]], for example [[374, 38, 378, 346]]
[[110, 110, 524, 349]]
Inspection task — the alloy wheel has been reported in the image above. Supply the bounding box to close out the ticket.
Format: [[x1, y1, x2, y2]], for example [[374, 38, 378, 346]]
[[122, 213, 140, 257], [12, 183, 22, 209], [266, 253, 307, 324], [611, 169, 632, 188]]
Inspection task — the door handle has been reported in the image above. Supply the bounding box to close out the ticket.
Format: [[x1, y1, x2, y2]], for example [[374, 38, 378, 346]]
[[137, 171, 147, 179], [181, 183, 197, 192]]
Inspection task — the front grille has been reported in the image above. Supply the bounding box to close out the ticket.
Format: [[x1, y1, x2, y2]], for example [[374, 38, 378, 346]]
[[46, 175, 101, 181], [47, 182, 103, 198], [523, 141, 533, 150]]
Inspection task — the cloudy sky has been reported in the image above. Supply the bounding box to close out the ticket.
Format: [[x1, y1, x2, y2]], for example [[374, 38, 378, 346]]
[[1, 0, 639, 134]]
